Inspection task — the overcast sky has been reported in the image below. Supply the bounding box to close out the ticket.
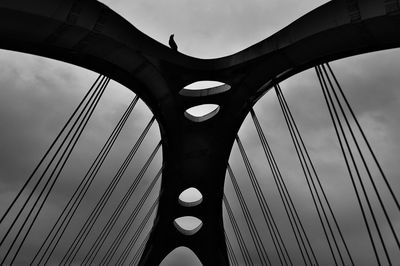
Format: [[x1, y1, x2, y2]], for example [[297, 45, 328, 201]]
[[0, 0, 399, 265]]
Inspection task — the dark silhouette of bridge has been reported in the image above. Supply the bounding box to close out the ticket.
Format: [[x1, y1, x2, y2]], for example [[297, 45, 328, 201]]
[[0, 0, 400, 265]]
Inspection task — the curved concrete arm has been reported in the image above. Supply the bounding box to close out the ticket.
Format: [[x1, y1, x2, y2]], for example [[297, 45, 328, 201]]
[[1, 0, 399, 75]]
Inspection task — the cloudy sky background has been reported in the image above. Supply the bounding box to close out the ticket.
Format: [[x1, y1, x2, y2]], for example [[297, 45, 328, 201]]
[[0, 0, 399, 265]]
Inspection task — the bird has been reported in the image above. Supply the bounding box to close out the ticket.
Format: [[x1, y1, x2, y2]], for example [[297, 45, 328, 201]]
[[169, 34, 178, 51]]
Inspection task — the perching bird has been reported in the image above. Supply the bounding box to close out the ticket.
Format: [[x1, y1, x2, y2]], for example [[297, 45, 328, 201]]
[[169, 34, 178, 51]]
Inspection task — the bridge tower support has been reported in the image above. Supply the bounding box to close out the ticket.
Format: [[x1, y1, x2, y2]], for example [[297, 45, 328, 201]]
[[1, 0, 400, 264]]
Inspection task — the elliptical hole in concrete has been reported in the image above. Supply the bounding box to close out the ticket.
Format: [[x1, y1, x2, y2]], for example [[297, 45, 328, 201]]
[[184, 104, 219, 122], [174, 216, 203, 235], [178, 187, 203, 207], [180, 80, 231, 97]]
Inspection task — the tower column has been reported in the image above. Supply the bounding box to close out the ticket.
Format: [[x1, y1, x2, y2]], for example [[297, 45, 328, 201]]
[[139, 113, 238, 265]]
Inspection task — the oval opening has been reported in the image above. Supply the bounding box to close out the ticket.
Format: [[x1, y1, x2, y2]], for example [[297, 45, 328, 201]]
[[178, 188, 203, 207], [174, 216, 203, 235], [180, 81, 231, 97], [160, 246, 203, 266], [184, 104, 220, 122]]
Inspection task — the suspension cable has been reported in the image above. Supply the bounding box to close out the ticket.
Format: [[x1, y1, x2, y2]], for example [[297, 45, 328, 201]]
[[0, 76, 106, 248], [250, 108, 316, 265], [44, 113, 152, 265], [60, 118, 156, 265], [320, 63, 400, 256], [226, 239, 235, 266], [223, 195, 253, 266], [100, 167, 161, 265], [326, 63, 400, 212], [316, 64, 389, 264], [273, 92, 316, 266], [280, 75, 359, 265], [128, 231, 150, 266], [316, 65, 383, 263], [66, 139, 160, 265], [32, 95, 139, 265], [320, 64, 400, 251], [226, 238, 234, 266], [275, 84, 337, 265], [322, 63, 400, 252], [10, 78, 109, 265], [0, 74, 102, 224], [99, 167, 162, 265], [82, 138, 160, 265], [227, 163, 272, 265], [235, 137, 291, 265], [115, 197, 159, 266], [225, 230, 239, 266], [1, 76, 109, 264]]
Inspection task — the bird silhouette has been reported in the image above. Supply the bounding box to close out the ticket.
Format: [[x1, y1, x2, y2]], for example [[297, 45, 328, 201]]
[[169, 34, 178, 51]]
